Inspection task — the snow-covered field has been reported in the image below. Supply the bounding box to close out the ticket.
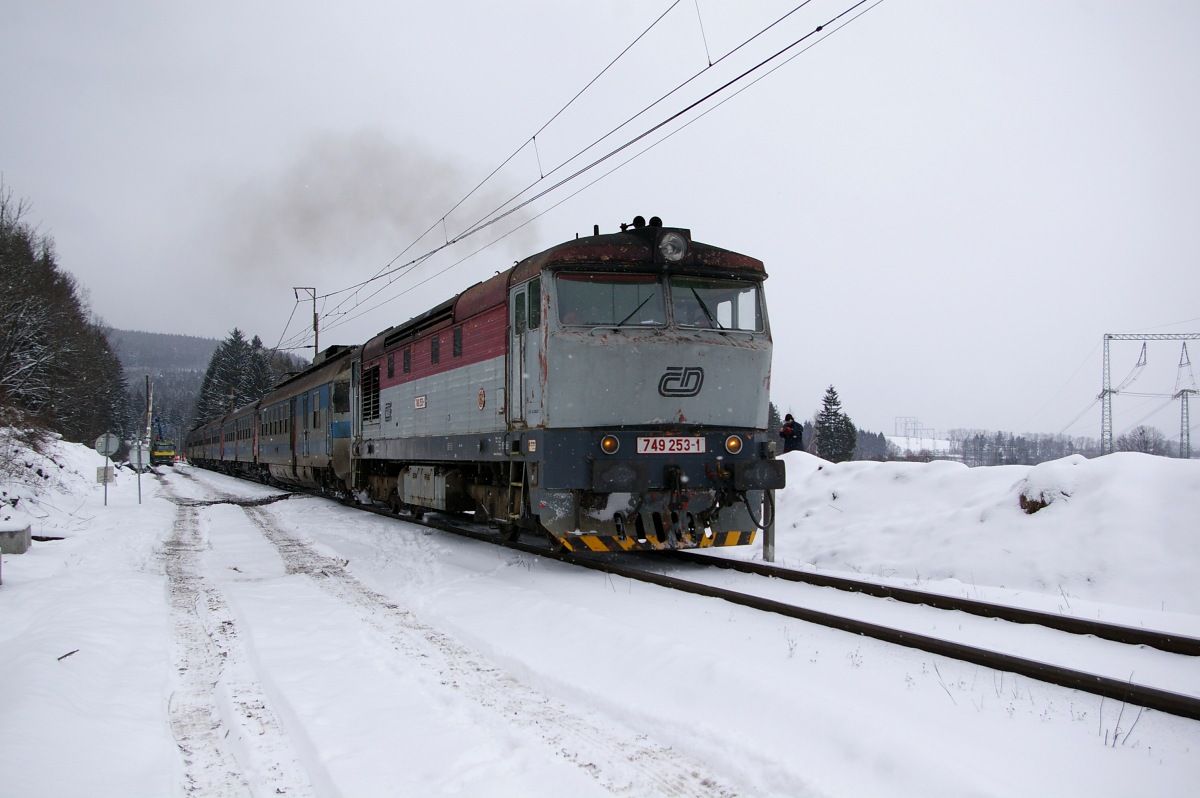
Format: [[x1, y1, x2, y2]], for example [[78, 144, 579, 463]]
[[1, 437, 1197, 797]]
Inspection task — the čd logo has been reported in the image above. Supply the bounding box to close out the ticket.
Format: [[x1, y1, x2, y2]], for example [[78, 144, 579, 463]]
[[658, 366, 704, 397]]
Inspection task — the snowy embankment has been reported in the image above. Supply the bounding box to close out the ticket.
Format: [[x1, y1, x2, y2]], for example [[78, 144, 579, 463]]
[[1, 434, 1198, 797], [729, 451, 1200, 626]]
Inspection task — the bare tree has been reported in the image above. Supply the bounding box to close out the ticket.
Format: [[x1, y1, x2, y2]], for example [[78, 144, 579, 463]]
[[1115, 425, 1169, 456]]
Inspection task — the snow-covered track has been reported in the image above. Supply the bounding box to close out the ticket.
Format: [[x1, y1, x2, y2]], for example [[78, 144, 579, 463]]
[[666, 551, 1200, 656], [355, 509, 1200, 722], [175, 466, 1200, 723], [543, 552, 1200, 723]]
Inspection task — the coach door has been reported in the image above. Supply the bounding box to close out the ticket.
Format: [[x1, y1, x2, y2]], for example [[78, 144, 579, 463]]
[[300, 392, 311, 457], [289, 396, 298, 476], [508, 278, 543, 427]]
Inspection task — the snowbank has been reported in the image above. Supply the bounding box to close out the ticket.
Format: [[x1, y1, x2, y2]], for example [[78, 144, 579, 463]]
[[758, 451, 1200, 614], [0, 429, 125, 538]]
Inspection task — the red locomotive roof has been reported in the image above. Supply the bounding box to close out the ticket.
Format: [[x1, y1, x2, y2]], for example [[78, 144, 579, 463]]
[[511, 227, 766, 284], [454, 270, 508, 320]]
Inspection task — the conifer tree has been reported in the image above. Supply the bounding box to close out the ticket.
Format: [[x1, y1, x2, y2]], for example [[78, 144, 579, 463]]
[[768, 401, 782, 435], [193, 329, 286, 423], [815, 385, 857, 462]]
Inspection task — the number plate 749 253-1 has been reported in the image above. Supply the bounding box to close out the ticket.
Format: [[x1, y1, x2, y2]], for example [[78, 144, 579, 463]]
[[636, 436, 706, 454]]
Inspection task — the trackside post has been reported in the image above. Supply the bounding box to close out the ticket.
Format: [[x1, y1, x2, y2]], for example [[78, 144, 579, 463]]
[[764, 490, 775, 562]]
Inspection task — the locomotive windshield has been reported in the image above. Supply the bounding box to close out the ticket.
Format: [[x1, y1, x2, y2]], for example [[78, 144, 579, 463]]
[[670, 277, 763, 332], [556, 273, 666, 326]]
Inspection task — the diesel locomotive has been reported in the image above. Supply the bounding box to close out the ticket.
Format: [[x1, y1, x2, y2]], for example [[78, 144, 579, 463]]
[[186, 216, 785, 552]]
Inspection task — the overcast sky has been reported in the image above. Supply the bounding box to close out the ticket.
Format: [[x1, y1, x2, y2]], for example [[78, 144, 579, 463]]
[[4, 1, 1198, 438]]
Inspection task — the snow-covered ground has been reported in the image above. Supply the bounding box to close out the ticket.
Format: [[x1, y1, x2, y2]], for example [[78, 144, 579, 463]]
[[1, 437, 1197, 797]]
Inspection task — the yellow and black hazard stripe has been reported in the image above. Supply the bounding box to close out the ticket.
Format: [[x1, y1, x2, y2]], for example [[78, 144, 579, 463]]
[[697, 530, 756, 548], [558, 529, 756, 553]]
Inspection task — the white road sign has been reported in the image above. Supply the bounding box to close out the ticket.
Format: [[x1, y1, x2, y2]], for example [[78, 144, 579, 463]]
[[94, 433, 120, 457]]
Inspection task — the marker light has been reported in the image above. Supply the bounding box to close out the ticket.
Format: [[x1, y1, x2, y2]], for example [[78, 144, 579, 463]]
[[724, 435, 743, 454], [600, 435, 620, 454], [658, 231, 687, 263]]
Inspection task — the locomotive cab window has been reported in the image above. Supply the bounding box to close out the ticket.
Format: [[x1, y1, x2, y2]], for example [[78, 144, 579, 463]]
[[556, 272, 665, 327], [527, 277, 540, 329], [453, 326, 463, 357], [513, 291, 526, 334], [669, 277, 764, 332]]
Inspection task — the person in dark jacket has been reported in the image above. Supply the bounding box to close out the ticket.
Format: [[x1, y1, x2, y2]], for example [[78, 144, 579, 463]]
[[779, 413, 802, 453]]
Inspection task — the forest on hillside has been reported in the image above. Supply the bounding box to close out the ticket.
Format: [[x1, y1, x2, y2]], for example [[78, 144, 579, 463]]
[[0, 186, 128, 448]]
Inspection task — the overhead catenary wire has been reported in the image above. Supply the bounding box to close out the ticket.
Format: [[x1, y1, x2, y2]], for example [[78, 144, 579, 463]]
[[694, 0, 714, 66], [312, 1, 887, 340], [447, 0, 824, 248], [315, 0, 684, 319], [269, 299, 301, 358], [333, 0, 869, 323], [314, 0, 822, 317], [284, 0, 883, 352]]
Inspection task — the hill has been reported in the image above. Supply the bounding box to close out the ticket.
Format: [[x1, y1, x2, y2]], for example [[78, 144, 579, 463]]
[[103, 329, 219, 372], [102, 329, 219, 441]]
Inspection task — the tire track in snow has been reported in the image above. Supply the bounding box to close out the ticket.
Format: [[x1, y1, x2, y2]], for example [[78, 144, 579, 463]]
[[163, 498, 316, 797], [242, 504, 739, 798]]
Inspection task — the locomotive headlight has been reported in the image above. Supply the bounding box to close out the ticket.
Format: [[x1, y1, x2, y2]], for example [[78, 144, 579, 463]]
[[658, 231, 687, 263], [724, 435, 743, 454], [600, 434, 620, 454]]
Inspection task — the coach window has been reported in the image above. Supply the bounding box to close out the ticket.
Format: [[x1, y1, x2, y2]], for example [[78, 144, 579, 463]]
[[453, 326, 463, 357], [528, 277, 541, 329], [431, 335, 440, 364], [402, 347, 411, 374], [387, 352, 394, 378]]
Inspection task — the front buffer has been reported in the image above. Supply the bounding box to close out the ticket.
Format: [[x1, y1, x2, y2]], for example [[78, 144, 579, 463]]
[[527, 427, 785, 553]]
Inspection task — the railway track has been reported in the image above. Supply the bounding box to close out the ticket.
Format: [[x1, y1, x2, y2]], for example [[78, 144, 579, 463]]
[[174, 466, 1200, 723], [665, 551, 1200, 656]]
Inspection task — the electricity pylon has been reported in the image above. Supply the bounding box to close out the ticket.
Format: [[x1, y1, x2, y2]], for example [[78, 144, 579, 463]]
[[1099, 333, 1200, 455]]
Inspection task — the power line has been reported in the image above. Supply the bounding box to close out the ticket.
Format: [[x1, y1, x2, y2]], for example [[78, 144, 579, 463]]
[[1023, 340, 1100, 431], [1123, 314, 1200, 334], [315, 0, 824, 319], [294, 0, 882, 349], [317, 0, 685, 319], [269, 299, 301, 357], [1057, 397, 1099, 436], [447, 0, 824, 248], [316, 1, 888, 339], [1115, 397, 1175, 439]]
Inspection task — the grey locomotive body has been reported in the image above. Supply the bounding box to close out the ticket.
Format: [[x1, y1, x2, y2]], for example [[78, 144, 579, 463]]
[[354, 217, 784, 551], [187, 218, 784, 553]]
